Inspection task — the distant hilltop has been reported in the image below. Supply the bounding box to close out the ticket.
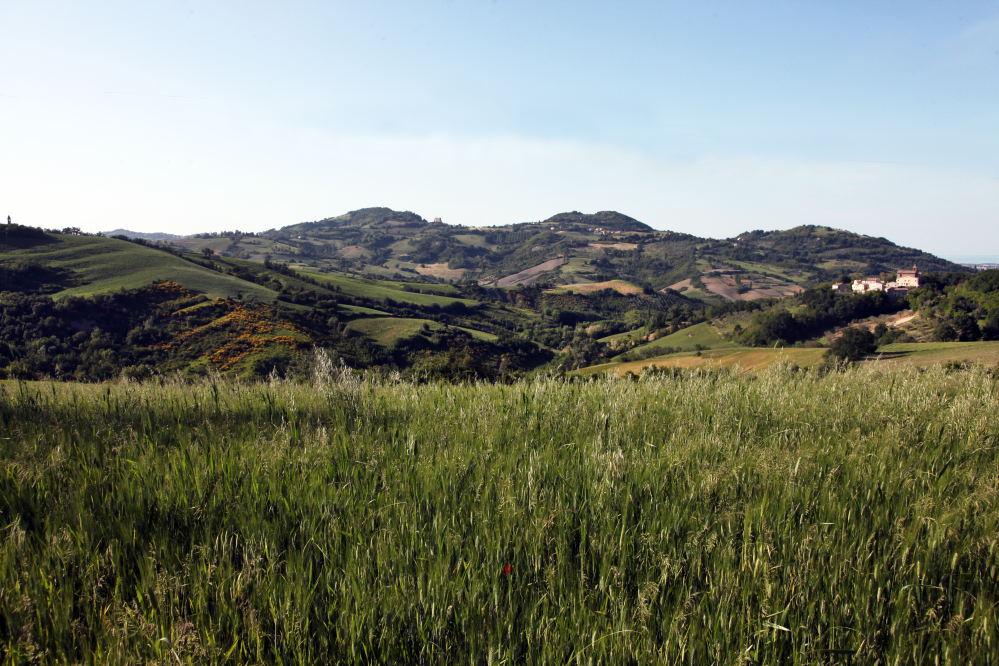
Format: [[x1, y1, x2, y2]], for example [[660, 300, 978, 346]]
[[542, 211, 654, 233], [103, 229, 185, 241]]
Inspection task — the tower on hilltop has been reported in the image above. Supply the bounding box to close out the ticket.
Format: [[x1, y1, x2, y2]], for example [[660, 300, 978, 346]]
[[896, 265, 920, 288]]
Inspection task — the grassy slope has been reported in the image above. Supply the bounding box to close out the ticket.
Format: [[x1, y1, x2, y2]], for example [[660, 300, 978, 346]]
[[1, 235, 276, 301], [626, 321, 739, 353], [598, 330, 642, 344], [583, 347, 827, 376], [338, 303, 390, 316], [876, 341, 999, 367], [304, 272, 478, 307], [721, 260, 814, 283], [452, 234, 491, 248], [346, 317, 498, 346], [209, 257, 345, 299], [589, 341, 999, 378]]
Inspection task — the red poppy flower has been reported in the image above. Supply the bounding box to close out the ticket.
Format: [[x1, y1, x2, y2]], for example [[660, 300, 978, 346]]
[[504, 564, 512, 575]]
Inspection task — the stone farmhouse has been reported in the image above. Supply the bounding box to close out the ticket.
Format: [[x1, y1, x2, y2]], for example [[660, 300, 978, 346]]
[[831, 265, 920, 301]]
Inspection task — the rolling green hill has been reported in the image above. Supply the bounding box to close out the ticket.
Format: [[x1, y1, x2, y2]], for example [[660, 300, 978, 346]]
[[629, 321, 738, 353], [876, 341, 999, 367], [580, 347, 829, 376], [1, 217, 988, 382], [345, 317, 498, 346], [0, 232, 275, 301], [162, 208, 963, 303]]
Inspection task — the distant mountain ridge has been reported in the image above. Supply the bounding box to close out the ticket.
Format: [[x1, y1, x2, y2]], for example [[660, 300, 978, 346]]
[[153, 206, 967, 300], [86, 207, 969, 304], [542, 211, 654, 232]]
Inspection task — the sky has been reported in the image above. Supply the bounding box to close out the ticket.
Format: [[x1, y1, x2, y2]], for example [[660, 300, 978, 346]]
[[1, 1, 997, 258]]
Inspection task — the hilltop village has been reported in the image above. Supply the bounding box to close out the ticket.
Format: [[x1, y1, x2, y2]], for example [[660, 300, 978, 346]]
[[832, 265, 921, 301]]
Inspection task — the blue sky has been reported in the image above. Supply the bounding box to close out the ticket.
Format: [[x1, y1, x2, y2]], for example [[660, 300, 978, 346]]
[[1, 1, 997, 256]]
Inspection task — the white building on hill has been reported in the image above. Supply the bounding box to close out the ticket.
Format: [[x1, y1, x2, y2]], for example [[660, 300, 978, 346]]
[[896, 265, 920, 288], [838, 265, 920, 301], [852, 278, 884, 293]]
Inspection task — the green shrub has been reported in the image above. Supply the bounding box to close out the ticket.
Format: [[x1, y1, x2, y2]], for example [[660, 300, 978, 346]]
[[828, 326, 876, 362]]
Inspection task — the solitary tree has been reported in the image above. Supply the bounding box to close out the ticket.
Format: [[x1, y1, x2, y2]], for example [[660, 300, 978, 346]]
[[951, 311, 981, 342], [829, 327, 876, 362], [933, 321, 957, 342], [201, 247, 214, 260], [981, 313, 999, 341]]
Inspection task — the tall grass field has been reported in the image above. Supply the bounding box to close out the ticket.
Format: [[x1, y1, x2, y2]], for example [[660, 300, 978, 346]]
[[1, 362, 997, 663]]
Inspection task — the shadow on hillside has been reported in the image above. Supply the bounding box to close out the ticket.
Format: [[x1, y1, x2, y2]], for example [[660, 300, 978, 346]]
[[0, 254, 87, 295], [0, 226, 62, 250]]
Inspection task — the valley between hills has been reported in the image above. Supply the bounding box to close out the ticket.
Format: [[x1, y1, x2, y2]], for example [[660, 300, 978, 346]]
[[1, 207, 996, 380]]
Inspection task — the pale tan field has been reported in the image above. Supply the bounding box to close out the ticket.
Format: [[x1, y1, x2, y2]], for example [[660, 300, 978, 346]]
[[581, 348, 828, 376], [549, 280, 643, 295], [414, 263, 468, 279]]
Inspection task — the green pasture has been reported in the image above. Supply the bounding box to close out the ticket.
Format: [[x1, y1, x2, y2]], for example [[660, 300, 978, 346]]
[[557, 264, 594, 281], [217, 257, 328, 286], [627, 321, 738, 354], [355, 263, 408, 279], [171, 237, 231, 253], [401, 282, 461, 295], [305, 272, 478, 307], [452, 234, 491, 248], [876, 341, 999, 367], [598, 328, 645, 344], [387, 239, 415, 253], [563, 257, 591, 268], [583, 347, 828, 376], [337, 303, 390, 316], [818, 259, 868, 271], [0, 235, 276, 301], [672, 287, 717, 302], [2, 365, 996, 662], [716, 260, 812, 283], [345, 316, 497, 346]]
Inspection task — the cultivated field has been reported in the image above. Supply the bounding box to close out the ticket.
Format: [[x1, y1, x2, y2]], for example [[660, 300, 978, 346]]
[[1, 363, 997, 663], [414, 263, 468, 280]]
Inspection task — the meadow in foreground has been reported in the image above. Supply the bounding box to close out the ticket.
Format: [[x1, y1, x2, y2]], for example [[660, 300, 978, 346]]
[[1, 360, 997, 664]]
